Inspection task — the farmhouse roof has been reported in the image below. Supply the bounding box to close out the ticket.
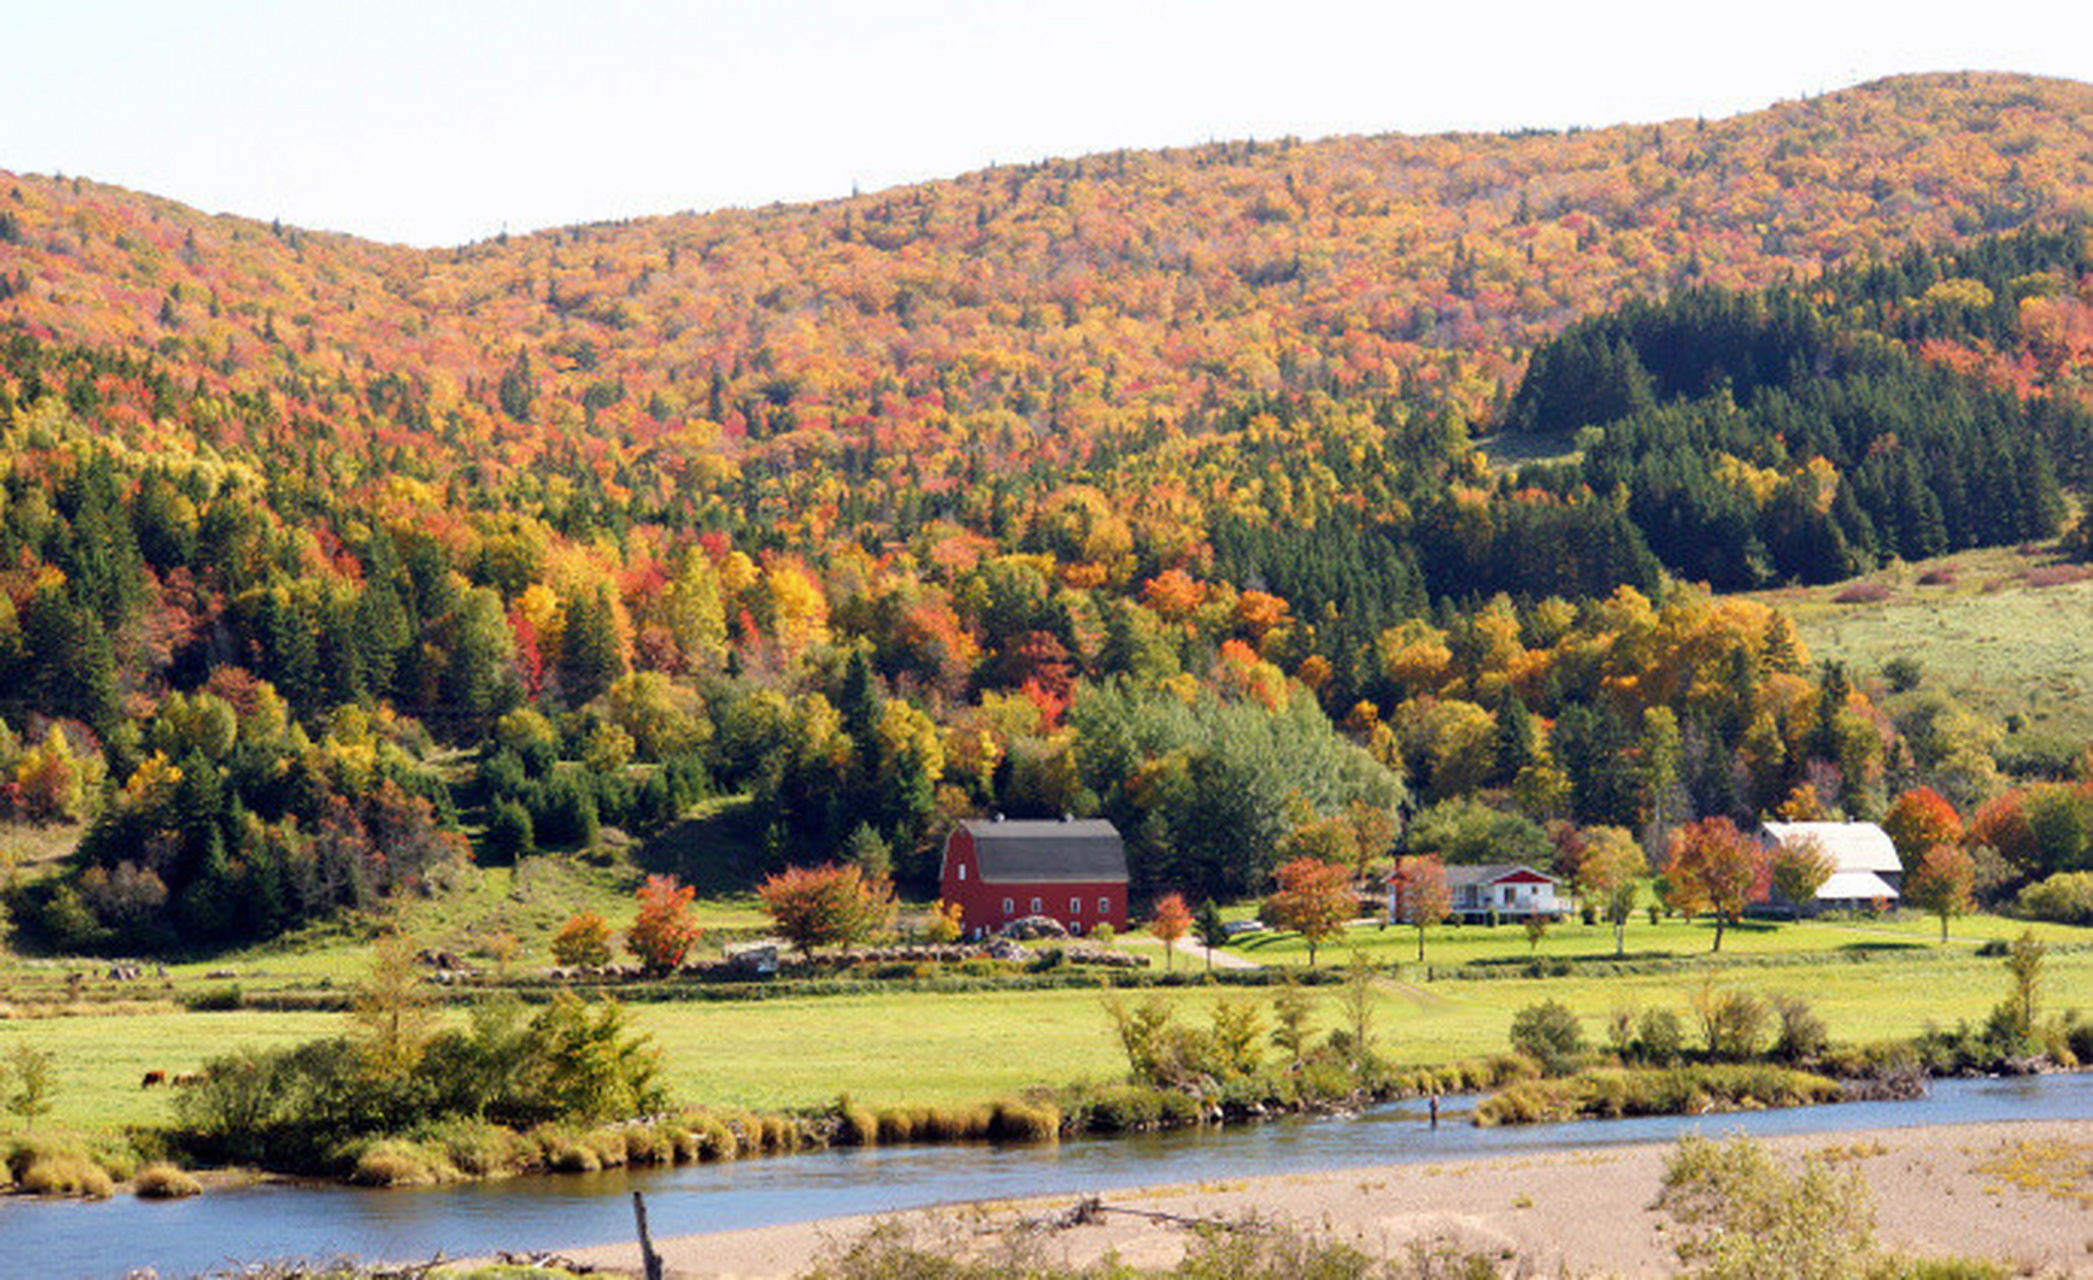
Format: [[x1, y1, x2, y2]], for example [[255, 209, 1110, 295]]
[[1431, 863, 1556, 888], [1816, 869, 1901, 902], [1760, 822, 1902, 875], [956, 818, 1127, 884]]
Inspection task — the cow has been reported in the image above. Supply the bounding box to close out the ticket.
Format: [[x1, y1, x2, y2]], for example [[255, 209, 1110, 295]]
[[140, 1070, 168, 1089]]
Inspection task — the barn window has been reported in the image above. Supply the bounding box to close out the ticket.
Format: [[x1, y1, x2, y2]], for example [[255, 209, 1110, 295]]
[[1030, 897, 1042, 913], [1002, 897, 1014, 915], [958, 864, 967, 881], [1070, 897, 1081, 915], [1098, 897, 1109, 915]]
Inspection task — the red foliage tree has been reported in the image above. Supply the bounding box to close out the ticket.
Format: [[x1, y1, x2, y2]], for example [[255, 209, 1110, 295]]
[[1390, 854, 1452, 962]]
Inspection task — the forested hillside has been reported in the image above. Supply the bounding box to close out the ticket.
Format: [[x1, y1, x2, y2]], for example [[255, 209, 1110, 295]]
[[1, 73, 2091, 954]]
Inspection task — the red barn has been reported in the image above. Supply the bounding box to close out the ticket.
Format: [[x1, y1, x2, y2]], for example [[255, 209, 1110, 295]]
[[939, 817, 1128, 938]]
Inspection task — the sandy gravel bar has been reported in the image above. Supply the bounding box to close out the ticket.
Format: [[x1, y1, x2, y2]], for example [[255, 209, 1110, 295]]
[[546, 1118, 2093, 1277]]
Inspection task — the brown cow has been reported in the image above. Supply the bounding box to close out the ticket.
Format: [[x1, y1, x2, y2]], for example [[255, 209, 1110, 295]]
[[140, 1070, 168, 1089], [172, 1071, 207, 1088]]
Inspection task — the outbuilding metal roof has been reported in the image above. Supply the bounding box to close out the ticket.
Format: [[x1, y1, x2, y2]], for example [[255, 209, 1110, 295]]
[[1815, 869, 1901, 902], [957, 818, 1128, 884], [1760, 822, 1903, 875]]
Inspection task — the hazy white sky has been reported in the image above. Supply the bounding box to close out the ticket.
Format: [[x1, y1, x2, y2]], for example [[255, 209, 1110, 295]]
[[2, 0, 2085, 247]]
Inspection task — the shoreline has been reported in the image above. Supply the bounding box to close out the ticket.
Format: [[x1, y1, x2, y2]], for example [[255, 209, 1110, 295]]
[[543, 1116, 2093, 1278]]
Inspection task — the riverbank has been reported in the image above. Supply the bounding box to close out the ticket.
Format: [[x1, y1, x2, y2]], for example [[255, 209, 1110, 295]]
[[548, 1117, 2093, 1277]]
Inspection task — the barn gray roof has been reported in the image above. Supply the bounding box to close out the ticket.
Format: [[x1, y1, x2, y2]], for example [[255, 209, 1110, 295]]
[[957, 818, 1127, 883]]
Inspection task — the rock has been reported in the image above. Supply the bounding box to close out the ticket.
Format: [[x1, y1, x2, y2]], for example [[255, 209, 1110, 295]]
[[999, 915, 1070, 941]]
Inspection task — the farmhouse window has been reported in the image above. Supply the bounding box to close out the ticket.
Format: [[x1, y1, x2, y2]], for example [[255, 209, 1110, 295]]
[[1070, 897, 1081, 915], [1030, 897, 1042, 913], [1099, 897, 1109, 914], [1002, 897, 1014, 914], [958, 864, 966, 880]]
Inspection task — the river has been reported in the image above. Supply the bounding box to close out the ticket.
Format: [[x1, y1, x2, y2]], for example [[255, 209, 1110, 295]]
[[3, 1072, 2089, 1279]]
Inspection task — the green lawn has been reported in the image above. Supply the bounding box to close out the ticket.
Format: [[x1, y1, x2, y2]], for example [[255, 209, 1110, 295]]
[[6, 930, 2089, 1134], [1227, 911, 2093, 968]]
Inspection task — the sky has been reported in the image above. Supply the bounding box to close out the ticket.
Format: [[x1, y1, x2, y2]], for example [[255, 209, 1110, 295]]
[[2, 0, 2087, 248]]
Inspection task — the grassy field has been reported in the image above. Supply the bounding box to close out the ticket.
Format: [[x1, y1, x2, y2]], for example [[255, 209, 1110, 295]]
[[1750, 540, 2093, 747], [1224, 910, 2093, 968], [6, 918, 2089, 1134]]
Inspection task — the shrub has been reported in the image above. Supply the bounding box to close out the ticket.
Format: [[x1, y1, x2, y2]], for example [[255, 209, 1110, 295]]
[[1508, 999, 1586, 1076], [543, 1134, 600, 1173], [987, 1098, 1060, 1143], [1832, 582, 1893, 604], [133, 1162, 202, 1199], [688, 1113, 737, 1160], [2016, 871, 2093, 926], [1657, 1133, 1876, 1278], [350, 1140, 449, 1187], [15, 1151, 115, 1198], [1475, 1065, 1841, 1127], [551, 912, 614, 968], [436, 1120, 530, 1177], [835, 1096, 878, 1146], [1771, 995, 1829, 1064], [1633, 1008, 1686, 1065], [1695, 988, 1770, 1061]]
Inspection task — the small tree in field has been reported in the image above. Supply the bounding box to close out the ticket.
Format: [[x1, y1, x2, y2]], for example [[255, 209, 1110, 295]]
[[758, 863, 893, 956], [4, 1044, 56, 1130], [627, 874, 702, 974], [1665, 818, 1769, 953], [1576, 825, 1643, 957], [1263, 857, 1354, 967], [1523, 911, 1551, 955], [1195, 899, 1229, 973], [1769, 835, 1836, 916], [1905, 845, 1975, 942], [921, 898, 964, 945], [1149, 893, 1192, 971], [552, 911, 614, 968], [351, 933, 437, 1084], [1391, 854, 1451, 963]]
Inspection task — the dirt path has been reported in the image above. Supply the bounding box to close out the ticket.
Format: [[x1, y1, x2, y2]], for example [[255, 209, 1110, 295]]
[[1168, 937, 1260, 970]]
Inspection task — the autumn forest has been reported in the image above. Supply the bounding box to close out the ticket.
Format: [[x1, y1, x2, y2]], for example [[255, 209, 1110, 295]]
[[3, 71, 2092, 952]]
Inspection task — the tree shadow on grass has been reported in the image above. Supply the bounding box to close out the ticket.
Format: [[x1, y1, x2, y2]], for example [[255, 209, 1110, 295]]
[[632, 794, 770, 896]]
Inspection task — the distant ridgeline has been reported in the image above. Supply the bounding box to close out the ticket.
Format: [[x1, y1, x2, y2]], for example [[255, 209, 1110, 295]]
[[1506, 225, 2093, 588]]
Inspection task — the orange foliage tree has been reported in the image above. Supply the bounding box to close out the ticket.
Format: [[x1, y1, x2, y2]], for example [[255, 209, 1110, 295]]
[[1149, 892, 1193, 970], [757, 863, 893, 956], [1883, 787, 1964, 861], [627, 874, 702, 974], [1263, 857, 1354, 967], [1663, 818, 1768, 953], [551, 911, 614, 968]]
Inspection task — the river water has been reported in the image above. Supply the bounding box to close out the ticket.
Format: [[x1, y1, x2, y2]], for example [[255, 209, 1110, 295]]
[[3, 1073, 2089, 1279]]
